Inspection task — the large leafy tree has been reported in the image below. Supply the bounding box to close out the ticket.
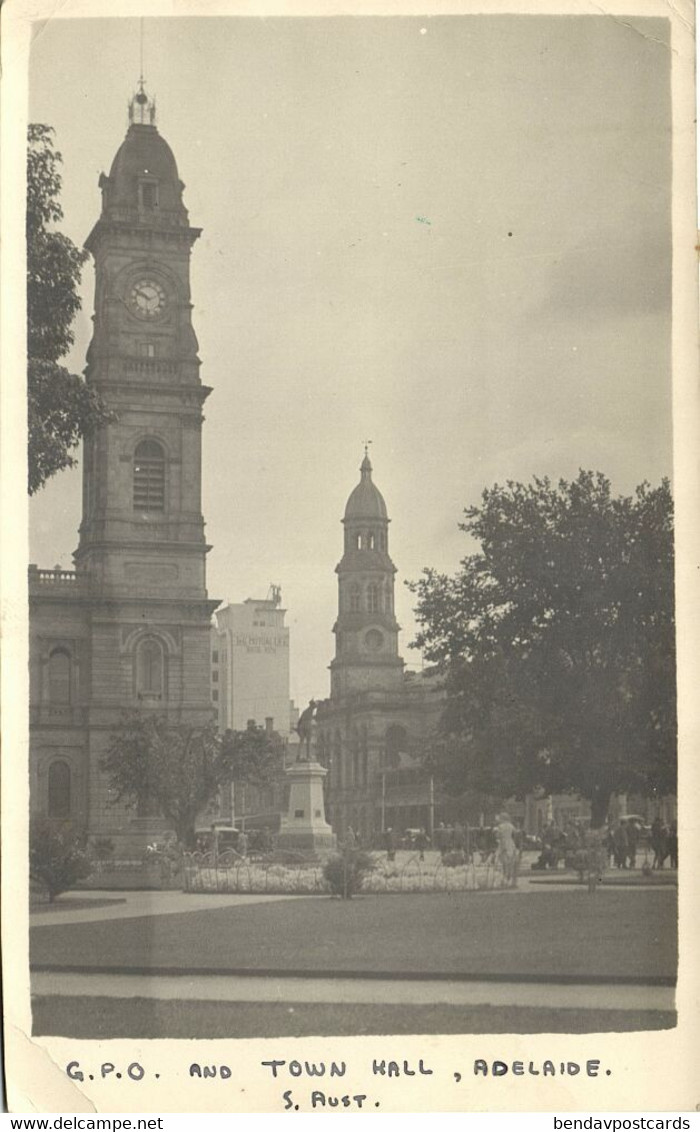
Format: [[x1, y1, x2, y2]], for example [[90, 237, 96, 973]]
[[27, 124, 111, 494], [409, 472, 676, 827], [103, 715, 280, 849]]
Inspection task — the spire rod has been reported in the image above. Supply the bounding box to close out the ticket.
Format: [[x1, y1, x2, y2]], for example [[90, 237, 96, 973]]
[[128, 21, 156, 129], [360, 439, 373, 475]]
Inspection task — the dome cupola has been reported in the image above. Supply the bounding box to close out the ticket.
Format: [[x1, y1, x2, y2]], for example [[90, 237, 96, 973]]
[[343, 450, 388, 522], [95, 80, 188, 226]]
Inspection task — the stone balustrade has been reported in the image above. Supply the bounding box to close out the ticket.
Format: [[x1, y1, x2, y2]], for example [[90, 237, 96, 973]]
[[28, 565, 83, 591]]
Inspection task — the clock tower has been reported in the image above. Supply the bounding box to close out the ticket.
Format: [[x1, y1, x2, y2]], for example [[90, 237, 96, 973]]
[[70, 84, 218, 846], [330, 451, 404, 698]]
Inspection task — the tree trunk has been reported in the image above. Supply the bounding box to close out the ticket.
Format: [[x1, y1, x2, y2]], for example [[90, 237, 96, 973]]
[[175, 818, 197, 851], [589, 788, 611, 830]]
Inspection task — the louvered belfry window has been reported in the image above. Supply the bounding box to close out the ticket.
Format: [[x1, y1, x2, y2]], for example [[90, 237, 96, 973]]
[[133, 440, 165, 511]]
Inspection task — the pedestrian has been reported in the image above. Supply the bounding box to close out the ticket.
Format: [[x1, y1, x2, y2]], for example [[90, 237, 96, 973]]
[[626, 819, 639, 870], [612, 821, 628, 868], [668, 821, 678, 869], [434, 822, 445, 856], [605, 823, 615, 868], [345, 826, 357, 851], [495, 811, 518, 887], [384, 827, 396, 863], [415, 827, 428, 862], [237, 830, 248, 858], [656, 823, 670, 869], [453, 821, 466, 853], [650, 816, 666, 869]]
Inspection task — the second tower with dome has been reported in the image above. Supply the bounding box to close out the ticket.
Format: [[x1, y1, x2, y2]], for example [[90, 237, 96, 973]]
[[330, 450, 404, 698]]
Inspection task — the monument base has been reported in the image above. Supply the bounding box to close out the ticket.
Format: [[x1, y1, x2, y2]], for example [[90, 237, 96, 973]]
[[277, 760, 336, 856]]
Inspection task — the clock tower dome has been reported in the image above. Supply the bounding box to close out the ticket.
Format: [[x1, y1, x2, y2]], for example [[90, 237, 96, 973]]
[[330, 451, 404, 698]]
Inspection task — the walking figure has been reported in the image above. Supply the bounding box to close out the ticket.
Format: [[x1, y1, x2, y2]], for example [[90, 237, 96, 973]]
[[495, 812, 518, 887]]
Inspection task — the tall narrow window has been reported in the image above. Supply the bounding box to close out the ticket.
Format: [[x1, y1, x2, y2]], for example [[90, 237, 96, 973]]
[[133, 440, 165, 512], [48, 649, 71, 704], [48, 760, 71, 819], [367, 583, 380, 612], [136, 637, 164, 699], [349, 584, 361, 612], [139, 181, 159, 209]]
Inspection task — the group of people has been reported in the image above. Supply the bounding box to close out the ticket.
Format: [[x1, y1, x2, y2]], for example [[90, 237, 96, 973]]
[[607, 816, 677, 870], [607, 819, 641, 869], [532, 815, 678, 872], [650, 817, 678, 869], [533, 821, 589, 870], [380, 815, 520, 885]]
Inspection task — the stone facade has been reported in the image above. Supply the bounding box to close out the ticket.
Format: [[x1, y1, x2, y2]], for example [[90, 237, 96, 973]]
[[29, 88, 218, 853], [316, 454, 445, 843]]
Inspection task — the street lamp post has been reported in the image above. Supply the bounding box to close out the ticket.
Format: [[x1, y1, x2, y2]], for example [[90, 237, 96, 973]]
[[381, 771, 386, 834]]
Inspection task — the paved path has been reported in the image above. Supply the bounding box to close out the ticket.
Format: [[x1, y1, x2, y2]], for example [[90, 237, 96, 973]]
[[31, 969, 674, 1012], [30, 890, 305, 927]]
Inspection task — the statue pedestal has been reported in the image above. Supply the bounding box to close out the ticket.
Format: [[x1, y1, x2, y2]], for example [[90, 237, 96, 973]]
[[277, 761, 336, 854]]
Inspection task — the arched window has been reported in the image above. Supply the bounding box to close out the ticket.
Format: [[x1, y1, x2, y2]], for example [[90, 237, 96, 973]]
[[368, 532, 375, 550], [48, 760, 71, 819], [355, 533, 361, 550], [48, 649, 71, 704], [136, 637, 164, 700], [349, 584, 361, 612], [367, 583, 380, 613], [133, 440, 165, 512], [385, 725, 408, 769]]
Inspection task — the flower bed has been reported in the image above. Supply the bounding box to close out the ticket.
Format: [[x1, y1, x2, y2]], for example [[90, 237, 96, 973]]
[[182, 851, 512, 895]]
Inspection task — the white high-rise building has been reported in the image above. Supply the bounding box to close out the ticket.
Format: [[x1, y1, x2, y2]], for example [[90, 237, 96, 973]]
[[211, 586, 296, 739]]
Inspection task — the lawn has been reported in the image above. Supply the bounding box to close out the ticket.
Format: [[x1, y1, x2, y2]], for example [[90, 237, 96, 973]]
[[32, 996, 676, 1039], [30, 889, 677, 982]]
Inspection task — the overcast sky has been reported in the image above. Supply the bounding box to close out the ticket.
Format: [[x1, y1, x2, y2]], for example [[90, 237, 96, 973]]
[[28, 14, 672, 709]]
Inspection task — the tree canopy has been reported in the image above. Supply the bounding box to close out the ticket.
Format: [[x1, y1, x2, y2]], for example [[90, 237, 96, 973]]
[[409, 471, 676, 826], [27, 124, 111, 494], [103, 714, 281, 848]]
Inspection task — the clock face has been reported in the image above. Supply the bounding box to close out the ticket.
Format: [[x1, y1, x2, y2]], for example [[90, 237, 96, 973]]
[[365, 629, 384, 652], [129, 278, 167, 319]]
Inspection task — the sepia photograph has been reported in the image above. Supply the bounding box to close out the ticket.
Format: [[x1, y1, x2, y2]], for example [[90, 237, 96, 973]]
[[9, 0, 694, 1079]]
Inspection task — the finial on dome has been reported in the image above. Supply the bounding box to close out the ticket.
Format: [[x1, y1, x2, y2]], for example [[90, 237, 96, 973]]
[[361, 439, 373, 476], [128, 76, 156, 127]]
